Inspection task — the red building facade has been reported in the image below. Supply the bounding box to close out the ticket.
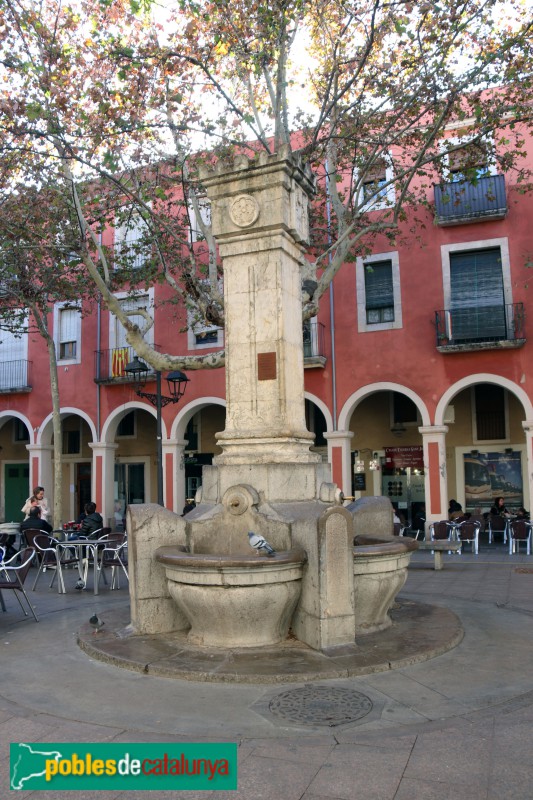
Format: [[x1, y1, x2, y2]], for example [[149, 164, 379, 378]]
[[1, 123, 532, 533]]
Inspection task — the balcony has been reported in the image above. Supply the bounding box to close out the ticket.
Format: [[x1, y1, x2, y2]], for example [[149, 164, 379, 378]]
[[0, 360, 32, 393], [435, 303, 525, 352], [94, 345, 161, 384], [303, 320, 327, 368], [433, 174, 507, 226]]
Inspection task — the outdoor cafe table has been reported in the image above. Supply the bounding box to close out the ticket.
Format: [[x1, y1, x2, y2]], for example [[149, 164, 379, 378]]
[[55, 538, 102, 595]]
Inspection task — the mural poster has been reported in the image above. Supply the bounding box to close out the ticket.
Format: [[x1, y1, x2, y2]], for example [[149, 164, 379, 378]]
[[464, 451, 523, 510]]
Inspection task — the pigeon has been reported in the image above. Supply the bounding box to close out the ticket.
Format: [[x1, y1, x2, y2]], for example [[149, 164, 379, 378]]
[[248, 531, 276, 557], [89, 614, 105, 634], [75, 579, 85, 591]]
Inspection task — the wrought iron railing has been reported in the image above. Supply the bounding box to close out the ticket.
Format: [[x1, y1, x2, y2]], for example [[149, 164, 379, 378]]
[[303, 319, 326, 361], [435, 303, 524, 347], [0, 359, 32, 392], [433, 174, 507, 225], [94, 345, 161, 383]]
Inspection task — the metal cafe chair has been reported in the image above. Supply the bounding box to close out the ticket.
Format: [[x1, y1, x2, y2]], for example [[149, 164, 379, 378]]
[[97, 534, 128, 590], [0, 547, 39, 621], [30, 533, 81, 593], [508, 520, 532, 555], [429, 520, 455, 541], [393, 522, 405, 536], [488, 514, 508, 544], [455, 520, 481, 555], [77, 529, 113, 588], [429, 520, 457, 555]]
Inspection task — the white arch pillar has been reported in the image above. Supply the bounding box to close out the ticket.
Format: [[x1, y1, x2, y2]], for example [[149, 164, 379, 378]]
[[26, 444, 54, 506], [324, 430, 353, 497], [162, 438, 188, 514], [419, 425, 449, 529], [522, 420, 533, 512], [89, 443, 118, 530]]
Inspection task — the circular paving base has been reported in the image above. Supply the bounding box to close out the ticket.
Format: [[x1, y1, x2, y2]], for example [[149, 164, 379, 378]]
[[78, 598, 463, 684]]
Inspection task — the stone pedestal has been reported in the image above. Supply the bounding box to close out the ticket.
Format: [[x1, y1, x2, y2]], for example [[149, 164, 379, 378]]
[[200, 149, 320, 474]]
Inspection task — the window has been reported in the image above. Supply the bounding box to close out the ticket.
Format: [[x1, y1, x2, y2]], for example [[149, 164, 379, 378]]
[[188, 316, 222, 349], [441, 238, 512, 344], [188, 196, 211, 244], [13, 419, 29, 442], [63, 429, 81, 455], [114, 210, 151, 270], [114, 294, 153, 349], [474, 385, 507, 441], [109, 291, 154, 376], [392, 393, 419, 427], [356, 251, 402, 332], [356, 157, 395, 211], [442, 136, 496, 181], [449, 144, 491, 181], [449, 248, 506, 341], [55, 305, 81, 363], [117, 411, 136, 438], [0, 316, 29, 389], [186, 282, 223, 350], [364, 260, 394, 324], [362, 162, 387, 203], [185, 417, 199, 452]]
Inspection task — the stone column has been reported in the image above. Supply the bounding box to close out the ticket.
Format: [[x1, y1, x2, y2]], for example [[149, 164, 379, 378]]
[[419, 425, 449, 529], [522, 420, 533, 512], [324, 430, 354, 497], [201, 149, 320, 472], [89, 443, 118, 530]]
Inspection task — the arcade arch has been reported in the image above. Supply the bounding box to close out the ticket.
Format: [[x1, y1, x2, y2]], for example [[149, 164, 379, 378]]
[[436, 374, 532, 517], [37, 409, 97, 523], [339, 383, 430, 529], [0, 411, 33, 523]]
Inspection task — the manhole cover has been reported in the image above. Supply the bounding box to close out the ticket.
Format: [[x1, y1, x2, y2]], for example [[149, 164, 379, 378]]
[[268, 685, 373, 727]]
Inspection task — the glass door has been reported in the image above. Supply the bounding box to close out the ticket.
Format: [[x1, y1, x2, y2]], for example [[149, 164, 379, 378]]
[[114, 462, 145, 521]]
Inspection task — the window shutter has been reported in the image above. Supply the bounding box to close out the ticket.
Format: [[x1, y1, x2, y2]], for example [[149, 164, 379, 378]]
[[117, 297, 148, 348], [450, 248, 505, 340], [364, 261, 394, 309]]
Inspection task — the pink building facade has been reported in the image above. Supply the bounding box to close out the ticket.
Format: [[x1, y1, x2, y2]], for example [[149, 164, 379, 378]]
[[1, 127, 532, 532]]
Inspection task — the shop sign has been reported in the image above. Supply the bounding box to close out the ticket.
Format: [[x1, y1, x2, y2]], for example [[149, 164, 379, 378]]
[[384, 446, 424, 469]]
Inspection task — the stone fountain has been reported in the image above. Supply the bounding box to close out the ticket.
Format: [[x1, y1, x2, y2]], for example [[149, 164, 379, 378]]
[[124, 148, 416, 656]]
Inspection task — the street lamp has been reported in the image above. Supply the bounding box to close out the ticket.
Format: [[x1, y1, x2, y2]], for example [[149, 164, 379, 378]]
[[125, 356, 189, 506]]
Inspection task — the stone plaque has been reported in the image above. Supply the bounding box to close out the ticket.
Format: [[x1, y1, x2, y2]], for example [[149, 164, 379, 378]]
[[229, 194, 260, 228], [257, 352, 277, 381]]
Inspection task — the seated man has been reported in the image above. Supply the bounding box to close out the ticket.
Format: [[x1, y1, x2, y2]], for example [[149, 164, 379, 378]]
[[80, 501, 104, 538], [20, 506, 53, 541]]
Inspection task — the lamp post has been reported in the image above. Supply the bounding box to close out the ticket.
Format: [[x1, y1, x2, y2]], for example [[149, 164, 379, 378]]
[[125, 356, 189, 506]]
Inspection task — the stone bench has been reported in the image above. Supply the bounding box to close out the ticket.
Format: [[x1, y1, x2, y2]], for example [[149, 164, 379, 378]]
[[415, 540, 462, 570]]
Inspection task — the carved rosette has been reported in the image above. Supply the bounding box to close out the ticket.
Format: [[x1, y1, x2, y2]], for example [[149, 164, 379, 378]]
[[229, 194, 260, 228]]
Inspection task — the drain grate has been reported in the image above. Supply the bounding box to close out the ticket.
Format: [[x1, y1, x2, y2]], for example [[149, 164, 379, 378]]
[[268, 685, 373, 727]]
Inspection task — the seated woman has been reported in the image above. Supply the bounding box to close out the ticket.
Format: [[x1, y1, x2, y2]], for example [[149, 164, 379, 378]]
[[490, 496, 510, 517], [448, 499, 465, 522]]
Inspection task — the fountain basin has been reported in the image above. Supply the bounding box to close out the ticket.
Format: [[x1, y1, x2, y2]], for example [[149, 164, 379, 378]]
[[155, 546, 307, 647], [353, 535, 417, 635]]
